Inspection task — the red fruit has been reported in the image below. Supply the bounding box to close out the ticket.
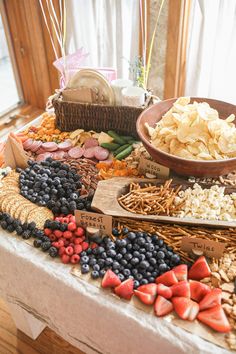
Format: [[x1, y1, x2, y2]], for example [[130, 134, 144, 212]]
[[68, 222, 77, 231], [59, 246, 66, 256], [65, 246, 74, 256], [197, 305, 231, 333], [57, 239, 64, 248], [172, 297, 199, 321], [74, 244, 83, 254], [64, 240, 69, 247], [74, 237, 83, 245], [54, 230, 63, 238], [55, 217, 63, 222], [173, 264, 188, 281], [199, 288, 222, 311], [154, 295, 173, 317], [91, 242, 98, 249], [63, 231, 73, 239], [75, 227, 85, 237], [189, 280, 211, 302], [70, 254, 80, 264], [137, 283, 158, 296], [69, 215, 76, 223], [114, 278, 134, 300], [102, 269, 121, 288], [171, 281, 190, 298], [156, 284, 172, 299], [70, 236, 76, 243], [156, 270, 178, 286], [44, 228, 51, 236], [52, 241, 59, 248], [61, 254, 70, 264], [63, 217, 70, 223], [134, 290, 155, 305], [49, 234, 56, 241], [68, 243, 75, 248], [188, 256, 211, 280], [82, 242, 89, 251]]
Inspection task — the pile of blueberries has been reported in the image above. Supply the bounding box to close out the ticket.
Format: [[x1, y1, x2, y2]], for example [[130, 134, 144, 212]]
[[18, 158, 92, 215], [80, 229, 181, 288]]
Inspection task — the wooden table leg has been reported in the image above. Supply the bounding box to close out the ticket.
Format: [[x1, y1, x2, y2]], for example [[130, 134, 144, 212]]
[[6, 302, 46, 340]]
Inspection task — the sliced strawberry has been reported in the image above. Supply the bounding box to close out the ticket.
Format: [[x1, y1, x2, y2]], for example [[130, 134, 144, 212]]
[[137, 283, 158, 296], [172, 297, 199, 321], [188, 256, 211, 280], [173, 264, 188, 281], [171, 281, 190, 298], [199, 288, 222, 311], [154, 295, 173, 317], [156, 270, 178, 286], [156, 284, 172, 299], [114, 278, 134, 300], [101, 270, 121, 288], [190, 280, 211, 303], [197, 305, 231, 333], [134, 290, 155, 305]]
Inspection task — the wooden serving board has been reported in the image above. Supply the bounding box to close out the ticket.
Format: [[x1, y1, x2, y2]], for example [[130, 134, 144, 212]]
[[91, 177, 236, 228]]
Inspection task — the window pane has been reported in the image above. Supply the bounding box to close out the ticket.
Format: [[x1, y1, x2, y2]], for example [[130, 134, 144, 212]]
[[0, 11, 21, 115]]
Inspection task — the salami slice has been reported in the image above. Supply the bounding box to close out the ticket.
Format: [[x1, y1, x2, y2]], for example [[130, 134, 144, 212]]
[[52, 151, 65, 160], [58, 140, 73, 151], [94, 146, 109, 161], [30, 141, 42, 152], [23, 139, 34, 150], [42, 142, 58, 152], [84, 138, 99, 149], [35, 147, 46, 155], [83, 147, 96, 159], [36, 152, 52, 162], [68, 147, 85, 159]]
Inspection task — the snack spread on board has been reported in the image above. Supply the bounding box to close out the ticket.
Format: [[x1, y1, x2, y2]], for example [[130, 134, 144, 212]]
[[1, 96, 236, 351]]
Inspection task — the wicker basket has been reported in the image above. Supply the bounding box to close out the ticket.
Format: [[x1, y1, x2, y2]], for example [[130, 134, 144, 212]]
[[53, 94, 143, 138]]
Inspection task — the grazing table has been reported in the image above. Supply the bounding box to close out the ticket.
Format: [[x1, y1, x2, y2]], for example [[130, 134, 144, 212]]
[[0, 230, 230, 354]]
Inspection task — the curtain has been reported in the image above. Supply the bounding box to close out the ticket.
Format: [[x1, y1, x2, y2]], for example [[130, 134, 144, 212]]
[[65, 0, 140, 79], [185, 0, 236, 104]]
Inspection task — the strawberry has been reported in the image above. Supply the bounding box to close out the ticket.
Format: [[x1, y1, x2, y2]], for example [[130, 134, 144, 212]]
[[54, 230, 63, 238], [134, 290, 156, 305], [197, 305, 231, 333], [199, 288, 222, 311], [102, 269, 121, 288], [172, 297, 199, 321], [171, 281, 190, 298], [137, 283, 158, 296], [154, 296, 173, 317], [114, 279, 134, 300], [189, 280, 211, 303], [74, 227, 85, 237], [173, 264, 188, 281], [156, 270, 178, 286], [188, 256, 211, 280], [67, 222, 77, 231], [156, 284, 172, 299]]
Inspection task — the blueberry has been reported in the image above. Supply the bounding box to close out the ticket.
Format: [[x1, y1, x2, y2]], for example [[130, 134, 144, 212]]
[[107, 249, 116, 258], [157, 239, 164, 247], [105, 257, 113, 266], [145, 244, 154, 252], [123, 269, 131, 277], [115, 253, 123, 261], [99, 269, 106, 278], [89, 258, 97, 267], [121, 259, 128, 266], [81, 256, 89, 264], [120, 247, 127, 255], [112, 228, 120, 236], [136, 232, 144, 238], [97, 246, 105, 254], [157, 251, 165, 259], [133, 280, 140, 288], [130, 257, 139, 266], [97, 259, 105, 268], [93, 264, 100, 271], [137, 238, 145, 246], [139, 247, 146, 254], [112, 261, 120, 270], [145, 252, 152, 259], [127, 232, 136, 241], [124, 253, 132, 261], [118, 273, 125, 281], [135, 273, 143, 281], [91, 270, 100, 279], [149, 258, 157, 266], [132, 268, 138, 276], [140, 279, 148, 285], [120, 239, 127, 247], [139, 261, 149, 269], [171, 254, 180, 265], [101, 252, 107, 259], [139, 254, 146, 261], [81, 264, 90, 274], [126, 243, 132, 251], [148, 277, 155, 283], [122, 227, 129, 235]]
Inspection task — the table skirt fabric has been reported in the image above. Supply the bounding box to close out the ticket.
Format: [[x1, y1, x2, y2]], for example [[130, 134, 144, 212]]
[[0, 231, 231, 354]]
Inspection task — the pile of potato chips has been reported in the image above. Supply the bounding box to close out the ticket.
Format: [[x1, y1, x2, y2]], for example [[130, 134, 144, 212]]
[[146, 97, 236, 160]]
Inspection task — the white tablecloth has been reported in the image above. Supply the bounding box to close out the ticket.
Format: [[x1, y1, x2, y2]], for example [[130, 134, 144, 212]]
[[0, 230, 231, 354]]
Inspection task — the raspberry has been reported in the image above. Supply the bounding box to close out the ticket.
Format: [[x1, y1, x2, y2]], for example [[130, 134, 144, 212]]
[[67, 222, 76, 231], [70, 236, 76, 244], [63, 217, 69, 224], [49, 234, 56, 241], [61, 254, 70, 264], [44, 228, 51, 236], [54, 230, 63, 238], [52, 241, 59, 248], [74, 227, 84, 237], [74, 237, 83, 245], [57, 239, 64, 248], [74, 244, 82, 254], [64, 240, 70, 247], [63, 231, 72, 239], [55, 217, 63, 222], [59, 246, 66, 256], [91, 242, 98, 249], [68, 243, 75, 248], [82, 242, 89, 251], [69, 215, 76, 223], [65, 246, 74, 256], [70, 254, 80, 264]]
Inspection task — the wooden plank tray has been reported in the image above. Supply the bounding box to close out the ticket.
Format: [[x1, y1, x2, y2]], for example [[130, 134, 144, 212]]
[[91, 177, 236, 228]]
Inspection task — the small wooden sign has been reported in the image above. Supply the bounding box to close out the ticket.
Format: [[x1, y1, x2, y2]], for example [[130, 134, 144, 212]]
[[138, 156, 169, 178], [181, 237, 226, 259], [75, 210, 112, 235]]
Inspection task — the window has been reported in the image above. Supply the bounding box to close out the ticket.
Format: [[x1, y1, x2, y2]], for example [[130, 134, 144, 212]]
[[0, 1, 23, 116]]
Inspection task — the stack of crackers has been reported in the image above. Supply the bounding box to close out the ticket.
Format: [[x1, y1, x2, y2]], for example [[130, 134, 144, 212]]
[[0, 171, 53, 229]]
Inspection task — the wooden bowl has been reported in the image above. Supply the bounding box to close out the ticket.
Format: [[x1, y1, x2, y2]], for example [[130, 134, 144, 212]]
[[136, 97, 236, 177]]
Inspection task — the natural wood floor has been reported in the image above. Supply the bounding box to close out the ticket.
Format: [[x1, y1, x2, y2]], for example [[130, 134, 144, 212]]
[[0, 298, 84, 354]]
